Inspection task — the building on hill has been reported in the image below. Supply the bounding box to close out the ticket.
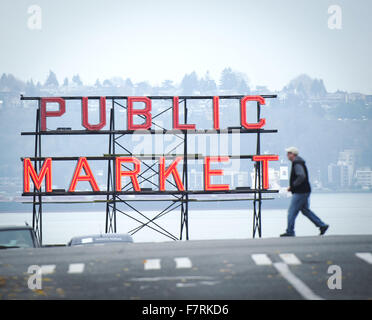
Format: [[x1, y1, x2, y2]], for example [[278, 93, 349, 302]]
[[355, 168, 372, 190]]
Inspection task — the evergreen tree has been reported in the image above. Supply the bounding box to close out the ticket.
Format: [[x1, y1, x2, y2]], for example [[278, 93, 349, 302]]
[[310, 79, 327, 97], [102, 79, 112, 87], [123, 78, 134, 95], [180, 71, 199, 94], [25, 79, 37, 95], [124, 78, 133, 88], [72, 74, 83, 86], [44, 70, 59, 87], [237, 79, 250, 94], [0, 73, 7, 89], [0, 73, 26, 91], [220, 67, 240, 91], [199, 71, 217, 94]]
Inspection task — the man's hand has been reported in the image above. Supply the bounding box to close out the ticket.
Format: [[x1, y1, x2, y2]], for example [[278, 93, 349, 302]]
[[287, 187, 291, 192]]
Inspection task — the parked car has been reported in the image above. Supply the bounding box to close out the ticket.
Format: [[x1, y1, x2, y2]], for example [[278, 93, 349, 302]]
[[0, 225, 40, 249], [68, 233, 133, 246]]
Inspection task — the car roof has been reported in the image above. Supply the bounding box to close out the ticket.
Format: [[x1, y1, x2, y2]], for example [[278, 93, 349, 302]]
[[69, 233, 133, 244], [0, 225, 33, 231], [71, 233, 132, 240]]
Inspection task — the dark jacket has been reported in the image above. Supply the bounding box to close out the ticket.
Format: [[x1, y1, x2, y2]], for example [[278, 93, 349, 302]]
[[290, 156, 311, 193]]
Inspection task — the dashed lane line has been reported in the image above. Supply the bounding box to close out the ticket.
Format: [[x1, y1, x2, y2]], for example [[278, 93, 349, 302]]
[[68, 263, 85, 274], [176, 283, 196, 288], [174, 257, 192, 269], [144, 259, 161, 270], [251, 254, 272, 265], [279, 253, 302, 265], [40, 265, 56, 275]]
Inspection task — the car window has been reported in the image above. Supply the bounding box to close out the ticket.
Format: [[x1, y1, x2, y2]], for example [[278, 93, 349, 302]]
[[0, 230, 35, 248]]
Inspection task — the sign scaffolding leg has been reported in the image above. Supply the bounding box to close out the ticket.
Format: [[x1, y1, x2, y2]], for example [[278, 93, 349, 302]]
[[180, 98, 189, 240], [32, 105, 43, 244], [105, 104, 117, 233], [253, 101, 262, 238]]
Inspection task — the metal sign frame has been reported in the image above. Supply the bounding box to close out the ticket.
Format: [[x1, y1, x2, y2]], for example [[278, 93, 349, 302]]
[[20, 95, 278, 244]]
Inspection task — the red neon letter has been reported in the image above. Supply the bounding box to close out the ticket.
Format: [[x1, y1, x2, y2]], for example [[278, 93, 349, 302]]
[[81, 97, 106, 130], [212, 96, 220, 130], [69, 157, 100, 192], [115, 157, 141, 191], [240, 95, 266, 129], [159, 157, 185, 191], [172, 96, 196, 130], [41, 97, 66, 131], [252, 155, 279, 189], [127, 97, 152, 130], [204, 156, 230, 191], [23, 158, 52, 192]]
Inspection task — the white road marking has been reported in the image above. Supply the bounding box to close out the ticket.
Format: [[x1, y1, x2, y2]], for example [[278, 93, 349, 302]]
[[274, 262, 323, 300], [355, 252, 372, 264], [40, 265, 56, 275], [131, 276, 214, 282], [251, 254, 272, 265], [174, 257, 192, 269], [176, 280, 219, 288], [279, 253, 302, 265], [176, 283, 196, 288], [199, 280, 220, 286], [68, 263, 85, 274], [144, 259, 161, 270]]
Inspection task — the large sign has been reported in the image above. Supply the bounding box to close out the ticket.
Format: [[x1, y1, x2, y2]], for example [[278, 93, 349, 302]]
[[23, 95, 279, 194]]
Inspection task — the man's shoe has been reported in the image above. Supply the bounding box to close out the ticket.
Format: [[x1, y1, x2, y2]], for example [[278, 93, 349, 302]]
[[319, 225, 329, 235], [280, 232, 294, 237]]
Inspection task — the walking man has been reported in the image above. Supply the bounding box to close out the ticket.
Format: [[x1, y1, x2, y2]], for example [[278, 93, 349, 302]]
[[280, 147, 329, 237]]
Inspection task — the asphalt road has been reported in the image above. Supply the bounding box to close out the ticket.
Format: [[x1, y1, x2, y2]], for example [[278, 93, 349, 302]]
[[0, 235, 371, 300]]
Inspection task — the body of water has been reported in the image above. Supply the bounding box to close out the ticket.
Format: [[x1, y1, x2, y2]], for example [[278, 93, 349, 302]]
[[0, 193, 371, 244]]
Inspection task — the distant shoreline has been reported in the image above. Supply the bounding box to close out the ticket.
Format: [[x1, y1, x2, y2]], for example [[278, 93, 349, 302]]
[[1, 191, 372, 213], [0, 199, 291, 213]]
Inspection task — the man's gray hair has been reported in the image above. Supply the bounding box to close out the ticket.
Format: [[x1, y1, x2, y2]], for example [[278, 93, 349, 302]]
[[285, 146, 299, 155]]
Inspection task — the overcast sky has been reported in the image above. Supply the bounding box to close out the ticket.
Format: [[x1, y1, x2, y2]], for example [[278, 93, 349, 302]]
[[0, 0, 371, 93]]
